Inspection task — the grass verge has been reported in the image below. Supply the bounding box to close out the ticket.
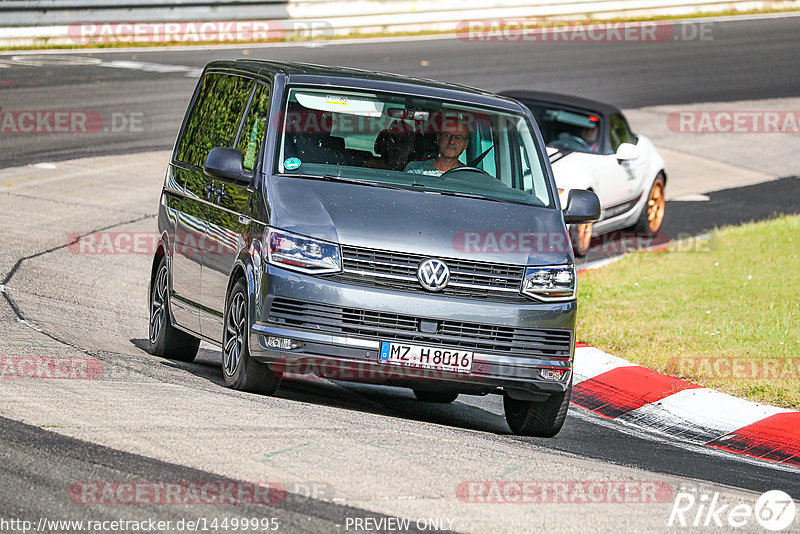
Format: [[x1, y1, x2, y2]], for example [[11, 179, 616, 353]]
[[577, 214, 800, 409]]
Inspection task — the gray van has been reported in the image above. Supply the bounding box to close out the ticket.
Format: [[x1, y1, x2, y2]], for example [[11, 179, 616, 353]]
[[148, 60, 599, 437]]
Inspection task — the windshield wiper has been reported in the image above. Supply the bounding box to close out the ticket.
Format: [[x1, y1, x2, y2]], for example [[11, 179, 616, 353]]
[[324, 175, 412, 191], [431, 190, 506, 203], [283, 173, 409, 191], [435, 190, 536, 206]]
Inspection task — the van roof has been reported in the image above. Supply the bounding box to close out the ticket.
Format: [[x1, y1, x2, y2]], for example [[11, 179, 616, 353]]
[[204, 59, 523, 111]]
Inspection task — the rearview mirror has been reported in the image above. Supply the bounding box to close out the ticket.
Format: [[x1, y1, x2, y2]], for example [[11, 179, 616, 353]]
[[615, 142, 640, 161], [203, 147, 253, 186], [387, 108, 430, 121], [563, 189, 601, 224]]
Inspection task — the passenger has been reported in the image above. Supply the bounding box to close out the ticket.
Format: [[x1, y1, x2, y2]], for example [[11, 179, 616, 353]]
[[404, 118, 469, 176], [364, 120, 415, 171]]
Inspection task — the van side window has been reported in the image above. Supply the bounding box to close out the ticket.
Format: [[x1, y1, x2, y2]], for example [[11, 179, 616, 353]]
[[176, 73, 254, 168], [237, 84, 270, 172]]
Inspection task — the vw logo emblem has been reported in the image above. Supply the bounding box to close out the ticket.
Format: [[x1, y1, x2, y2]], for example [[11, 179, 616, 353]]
[[417, 259, 450, 291]]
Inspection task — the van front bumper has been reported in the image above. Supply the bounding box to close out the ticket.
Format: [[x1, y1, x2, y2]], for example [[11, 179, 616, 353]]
[[248, 266, 576, 398]]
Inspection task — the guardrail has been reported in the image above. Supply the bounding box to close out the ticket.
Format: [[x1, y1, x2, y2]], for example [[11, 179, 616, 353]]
[[0, 0, 798, 46], [0, 1, 290, 26]]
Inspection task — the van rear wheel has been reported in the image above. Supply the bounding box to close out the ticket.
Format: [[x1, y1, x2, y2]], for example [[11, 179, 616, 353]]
[[148, 256, 200, 362]]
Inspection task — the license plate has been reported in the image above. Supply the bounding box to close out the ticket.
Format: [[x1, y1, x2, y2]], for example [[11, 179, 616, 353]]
[[379, 342, 473, 374]]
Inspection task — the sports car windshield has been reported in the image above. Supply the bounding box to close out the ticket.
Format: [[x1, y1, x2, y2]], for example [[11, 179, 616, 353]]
[[276, 86, 553, 207], [526, 103, 602, 154]]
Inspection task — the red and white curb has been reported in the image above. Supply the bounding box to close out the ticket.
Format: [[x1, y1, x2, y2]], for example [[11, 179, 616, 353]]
[[571, 344, 800, 468]]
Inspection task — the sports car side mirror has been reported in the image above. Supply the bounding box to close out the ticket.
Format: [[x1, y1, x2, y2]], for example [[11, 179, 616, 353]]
[[615, 143, 641, 161], [563, 189, 601, 223]]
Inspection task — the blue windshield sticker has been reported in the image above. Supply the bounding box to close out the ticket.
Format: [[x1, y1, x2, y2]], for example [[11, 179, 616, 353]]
[[284, 157, 301, 170]]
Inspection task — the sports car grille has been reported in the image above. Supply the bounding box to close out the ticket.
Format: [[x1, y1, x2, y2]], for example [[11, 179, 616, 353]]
[[323, 245, 528, 303], [267, 298, 572, 360]]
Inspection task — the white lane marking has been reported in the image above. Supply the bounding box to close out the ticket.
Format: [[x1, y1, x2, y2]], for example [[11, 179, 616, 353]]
[[5, 55, 201, 77], [670, 193, 711, 201], [0, 284, 6, 293], [16, 318, 43, 332], [96, 59, 202, 77], [572, 345, 637, 385], [619, 388, 792, 444], [10, 55, 101, 67], [33, 162, 57, 169]]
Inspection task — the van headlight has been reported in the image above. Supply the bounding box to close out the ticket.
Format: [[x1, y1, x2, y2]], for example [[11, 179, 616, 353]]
[[521, 264, 576, 301], [267, 228, 341, 274]]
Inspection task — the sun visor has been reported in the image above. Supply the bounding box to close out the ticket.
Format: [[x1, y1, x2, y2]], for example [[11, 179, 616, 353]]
[[545, 109, 597, 128], [294, 91, 384, 116]]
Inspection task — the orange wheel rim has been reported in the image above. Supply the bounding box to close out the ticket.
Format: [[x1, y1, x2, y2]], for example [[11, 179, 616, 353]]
[[647, 181, 665, 232]]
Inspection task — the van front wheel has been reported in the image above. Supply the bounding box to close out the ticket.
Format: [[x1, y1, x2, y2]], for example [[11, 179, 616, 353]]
[[413, 389, 459, 403], [222, 277, 282, 395], [503, 382, 571, 437]]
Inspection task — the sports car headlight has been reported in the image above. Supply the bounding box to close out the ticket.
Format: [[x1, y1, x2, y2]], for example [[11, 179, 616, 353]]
[[267, 228, 341, 274], [521, 264, 576, 301]]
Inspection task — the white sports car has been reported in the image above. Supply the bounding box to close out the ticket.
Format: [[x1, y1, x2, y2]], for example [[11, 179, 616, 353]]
[[501, 91, 667, 256]]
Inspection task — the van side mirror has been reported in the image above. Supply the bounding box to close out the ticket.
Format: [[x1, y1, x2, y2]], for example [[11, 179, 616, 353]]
[[203, 147, 253, 186], [563, 189, 601, 224]]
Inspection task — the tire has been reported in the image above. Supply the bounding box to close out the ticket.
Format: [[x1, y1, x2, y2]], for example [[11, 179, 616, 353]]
[[634, 175, 666, 235], [222, 277, 282, 395], [413, 389, 459, 403], [503, 380, 572, 437], [149, 256, 200, 362], [569, 222, 593, 257]]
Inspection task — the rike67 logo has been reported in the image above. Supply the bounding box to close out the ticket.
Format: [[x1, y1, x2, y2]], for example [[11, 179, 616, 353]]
[[669, 489, 796, 531]]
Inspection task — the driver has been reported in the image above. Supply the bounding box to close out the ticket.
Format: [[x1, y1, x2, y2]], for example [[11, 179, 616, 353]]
[[404, 117, 469, 176], [579, 124, 600, 153], [554, 123, 599, 153]]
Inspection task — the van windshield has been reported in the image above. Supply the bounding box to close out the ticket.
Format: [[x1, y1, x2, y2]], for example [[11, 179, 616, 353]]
[[276, 86, 553, 208]]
